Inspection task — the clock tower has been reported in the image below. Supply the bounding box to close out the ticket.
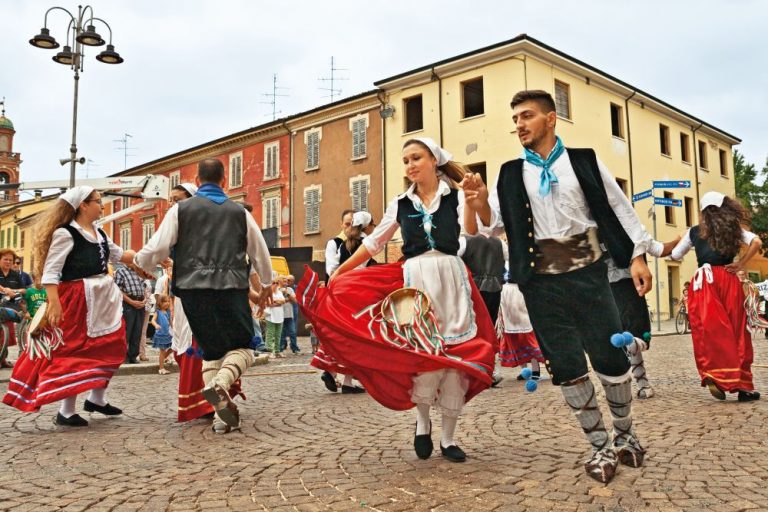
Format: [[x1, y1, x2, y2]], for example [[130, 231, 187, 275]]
[[0, 99, 21, 203]]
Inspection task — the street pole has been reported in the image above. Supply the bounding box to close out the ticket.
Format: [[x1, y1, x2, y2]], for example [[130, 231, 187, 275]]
[[69, 12, 82, 189], [652, 186, 661, 332]]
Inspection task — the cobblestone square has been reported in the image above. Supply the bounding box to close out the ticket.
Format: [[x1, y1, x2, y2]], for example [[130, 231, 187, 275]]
[[2, 334, 767, 511]]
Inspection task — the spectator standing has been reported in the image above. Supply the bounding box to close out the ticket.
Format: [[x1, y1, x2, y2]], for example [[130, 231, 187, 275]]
[[113, 262, 148, 364]]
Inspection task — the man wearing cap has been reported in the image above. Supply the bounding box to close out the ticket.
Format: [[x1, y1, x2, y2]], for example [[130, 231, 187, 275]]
[[464, 89, 658, 483], [135, 160, 273, 433]]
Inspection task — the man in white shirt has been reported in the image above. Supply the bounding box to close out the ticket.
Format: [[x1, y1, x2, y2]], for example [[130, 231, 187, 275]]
[[464, 89, 654, 484]]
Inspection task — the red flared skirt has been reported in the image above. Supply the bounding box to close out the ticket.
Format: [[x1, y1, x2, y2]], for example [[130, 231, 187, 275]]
[[3, 280, 126, 412], [297, 262, 496, 411], [688, 265, 754, 392], [310, 345, 351, 375], [175, 339, 214, 422], [499, 331, 544, 367]]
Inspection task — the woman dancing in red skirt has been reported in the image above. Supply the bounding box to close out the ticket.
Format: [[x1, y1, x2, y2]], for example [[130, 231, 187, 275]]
[[670, 191, 762, 401], [3, 186, 135, 426], [299, 138, 496, 462]]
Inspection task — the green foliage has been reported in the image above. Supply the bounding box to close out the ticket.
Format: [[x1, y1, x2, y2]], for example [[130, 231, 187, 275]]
[[734, 149, 768, 252]]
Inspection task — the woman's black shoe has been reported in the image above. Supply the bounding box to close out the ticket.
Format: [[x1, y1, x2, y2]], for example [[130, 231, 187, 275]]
[[414, 421, 433, 459], [83, 400, 123, 416], [321, 371, 338, 392], [738, 390, 761, 402], [440, 444, 466, 462], [341, 385, 365, 394], [54, 413, 88, 427]]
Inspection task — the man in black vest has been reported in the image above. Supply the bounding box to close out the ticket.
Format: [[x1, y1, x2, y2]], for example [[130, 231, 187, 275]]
[[464, 90, 655, 484], [135, 158, 273, 433]]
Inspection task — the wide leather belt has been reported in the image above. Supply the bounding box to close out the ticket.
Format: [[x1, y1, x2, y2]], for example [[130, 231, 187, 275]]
[[533, 227, 603, 275]]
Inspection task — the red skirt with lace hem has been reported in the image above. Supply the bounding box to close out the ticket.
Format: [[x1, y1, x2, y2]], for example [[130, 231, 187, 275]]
[[688, 265, 754, 393], [499, 331, 545, 367], [3, 280, 126, 412], [297, 262, 496, 411]]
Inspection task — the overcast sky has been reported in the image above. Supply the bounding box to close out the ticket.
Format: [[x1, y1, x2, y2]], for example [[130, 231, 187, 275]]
[[1, 0, 766, 199]]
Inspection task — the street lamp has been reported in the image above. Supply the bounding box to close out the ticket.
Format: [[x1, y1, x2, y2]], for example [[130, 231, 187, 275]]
[[29, 5, 124, 189]]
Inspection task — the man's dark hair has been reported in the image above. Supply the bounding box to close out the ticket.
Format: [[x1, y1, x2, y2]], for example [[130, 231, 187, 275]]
[[242, 203, 253, 213], [510, 90, 556, 113], [171, 184, 193, 199], [341, 209, 355, 220], [198, 158, 225, 184]]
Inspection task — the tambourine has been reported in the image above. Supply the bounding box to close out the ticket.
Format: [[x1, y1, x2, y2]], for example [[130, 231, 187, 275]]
[[25, 302, 65, 360], [380, 287, 432, 328]]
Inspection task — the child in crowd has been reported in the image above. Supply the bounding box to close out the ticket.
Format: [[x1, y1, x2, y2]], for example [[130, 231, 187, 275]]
[[151, 294, 174, 375]]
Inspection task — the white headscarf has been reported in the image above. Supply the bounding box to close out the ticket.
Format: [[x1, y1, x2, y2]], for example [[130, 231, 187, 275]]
[[352, 211, 373, 228], [60, 186, 95, 209], [179, 183, 198, 197], [411, 137, 453, 166]]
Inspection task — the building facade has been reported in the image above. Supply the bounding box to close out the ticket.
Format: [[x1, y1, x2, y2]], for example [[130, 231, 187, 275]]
[[289, 91, 383, 260], [0, 107, 21, 204], [374, 34, 740, 320]]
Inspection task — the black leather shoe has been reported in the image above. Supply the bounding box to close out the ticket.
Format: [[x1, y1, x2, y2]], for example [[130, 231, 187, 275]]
[[414, 421, 433, 459], [54, 413, 88, 427], [341, 385, 366, 394], [83, 400, 123, 416], [440, 444, 467, 463], [125, 359, 140, 365], [738, 390, 761, 402], [321, 371, 338, 392]]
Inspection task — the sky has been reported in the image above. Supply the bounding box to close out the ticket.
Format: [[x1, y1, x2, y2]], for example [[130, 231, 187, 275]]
[[1, 0, 766, 200]]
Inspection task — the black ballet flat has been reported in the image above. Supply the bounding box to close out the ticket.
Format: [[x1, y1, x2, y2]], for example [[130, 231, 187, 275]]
[[341, 385, 366, 394], [54, 413, 88, 427], [440, 444, 467, 463], [321, 371, 338, 392], [414, 421, 433, 459], [738, 390, 761, 402], [83, 400, 123, 416]]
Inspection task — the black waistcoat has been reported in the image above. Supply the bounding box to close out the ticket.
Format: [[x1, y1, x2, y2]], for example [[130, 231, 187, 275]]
[[689, 225, 735, 266], [461, 234, 505, 292], [60, 225, 110, 281], [173, 196, 249, 291], [396, 188, 460, 258], [498, 148, 634, 285]]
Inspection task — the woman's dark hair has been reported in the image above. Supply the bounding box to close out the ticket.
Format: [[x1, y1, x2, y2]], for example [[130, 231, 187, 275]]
[[171, 184, 193, 199], [699, 196, 752, 258]]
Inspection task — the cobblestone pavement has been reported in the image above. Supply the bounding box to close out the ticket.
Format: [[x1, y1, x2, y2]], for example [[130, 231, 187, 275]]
[[1, 334, 768, 512]]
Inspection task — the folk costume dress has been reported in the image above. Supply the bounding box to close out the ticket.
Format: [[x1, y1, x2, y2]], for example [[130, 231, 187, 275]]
[[3, 221, 126, 412], [298, 178, 496, 413], [497, 283, 544, 368], [671, 226, 757, 393]]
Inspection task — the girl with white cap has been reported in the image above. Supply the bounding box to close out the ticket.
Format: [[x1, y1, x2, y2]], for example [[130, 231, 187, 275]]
[[3, 186, 136, 426], [298, 138, 496, 463], [669, 191, 762, 401]]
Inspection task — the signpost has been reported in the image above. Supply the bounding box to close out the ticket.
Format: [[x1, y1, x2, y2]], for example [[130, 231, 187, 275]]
[[633, 179, 690, 332]]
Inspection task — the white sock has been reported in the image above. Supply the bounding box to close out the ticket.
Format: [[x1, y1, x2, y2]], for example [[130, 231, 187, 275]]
[[415, 403, 431, 435], [531, 360, 540, 373], [58, 396, 77, 418], [87, 388, 107, 406], [342, 374, 353, 386], [441, 414, 458, 447]]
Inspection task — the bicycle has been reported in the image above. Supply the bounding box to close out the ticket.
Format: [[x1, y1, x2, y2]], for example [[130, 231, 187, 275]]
[[675, 301, 689, 335]]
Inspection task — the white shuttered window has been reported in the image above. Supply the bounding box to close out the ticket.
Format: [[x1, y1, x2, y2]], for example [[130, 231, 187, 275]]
[[263, 195, 280, 229], [351, 117, 367, 159], [264, 142, 279, 179], [304, 128, 321, 170], [350, 175, 370, 212], [304, 186, 322, 234], [229, 152, 243, 188]]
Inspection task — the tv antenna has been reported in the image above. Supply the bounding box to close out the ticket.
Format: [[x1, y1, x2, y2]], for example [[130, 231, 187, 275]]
[[261, 74, 289, 121], [113, 133, 137, 170], [318, 56, 348, 100]]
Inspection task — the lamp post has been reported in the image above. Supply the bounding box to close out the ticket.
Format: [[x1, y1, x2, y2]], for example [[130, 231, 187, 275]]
[[29, 5, 124, 189]]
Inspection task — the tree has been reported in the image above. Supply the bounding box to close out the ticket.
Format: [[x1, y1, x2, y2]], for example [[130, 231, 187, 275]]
[[734, 149, 768, 252]]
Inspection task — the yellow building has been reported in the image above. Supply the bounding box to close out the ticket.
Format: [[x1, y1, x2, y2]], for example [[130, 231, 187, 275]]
[[0, 195, 58, 276], [374, 34, 740, 320]]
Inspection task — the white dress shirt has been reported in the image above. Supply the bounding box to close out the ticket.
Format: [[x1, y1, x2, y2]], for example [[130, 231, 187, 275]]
[[363, 178, 465, 256], [481, 150, 654, 260], [42, 220, 123, 285], [134, 203, 273, 285], [670, 228, 757, 261], [324, 234, 344, 276]]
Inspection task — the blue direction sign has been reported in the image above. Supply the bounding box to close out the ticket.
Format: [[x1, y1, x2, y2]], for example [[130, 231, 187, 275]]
[[632, 189, 653, 202], [653, 180, 691, 189], [654, 197, 683, 207]]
